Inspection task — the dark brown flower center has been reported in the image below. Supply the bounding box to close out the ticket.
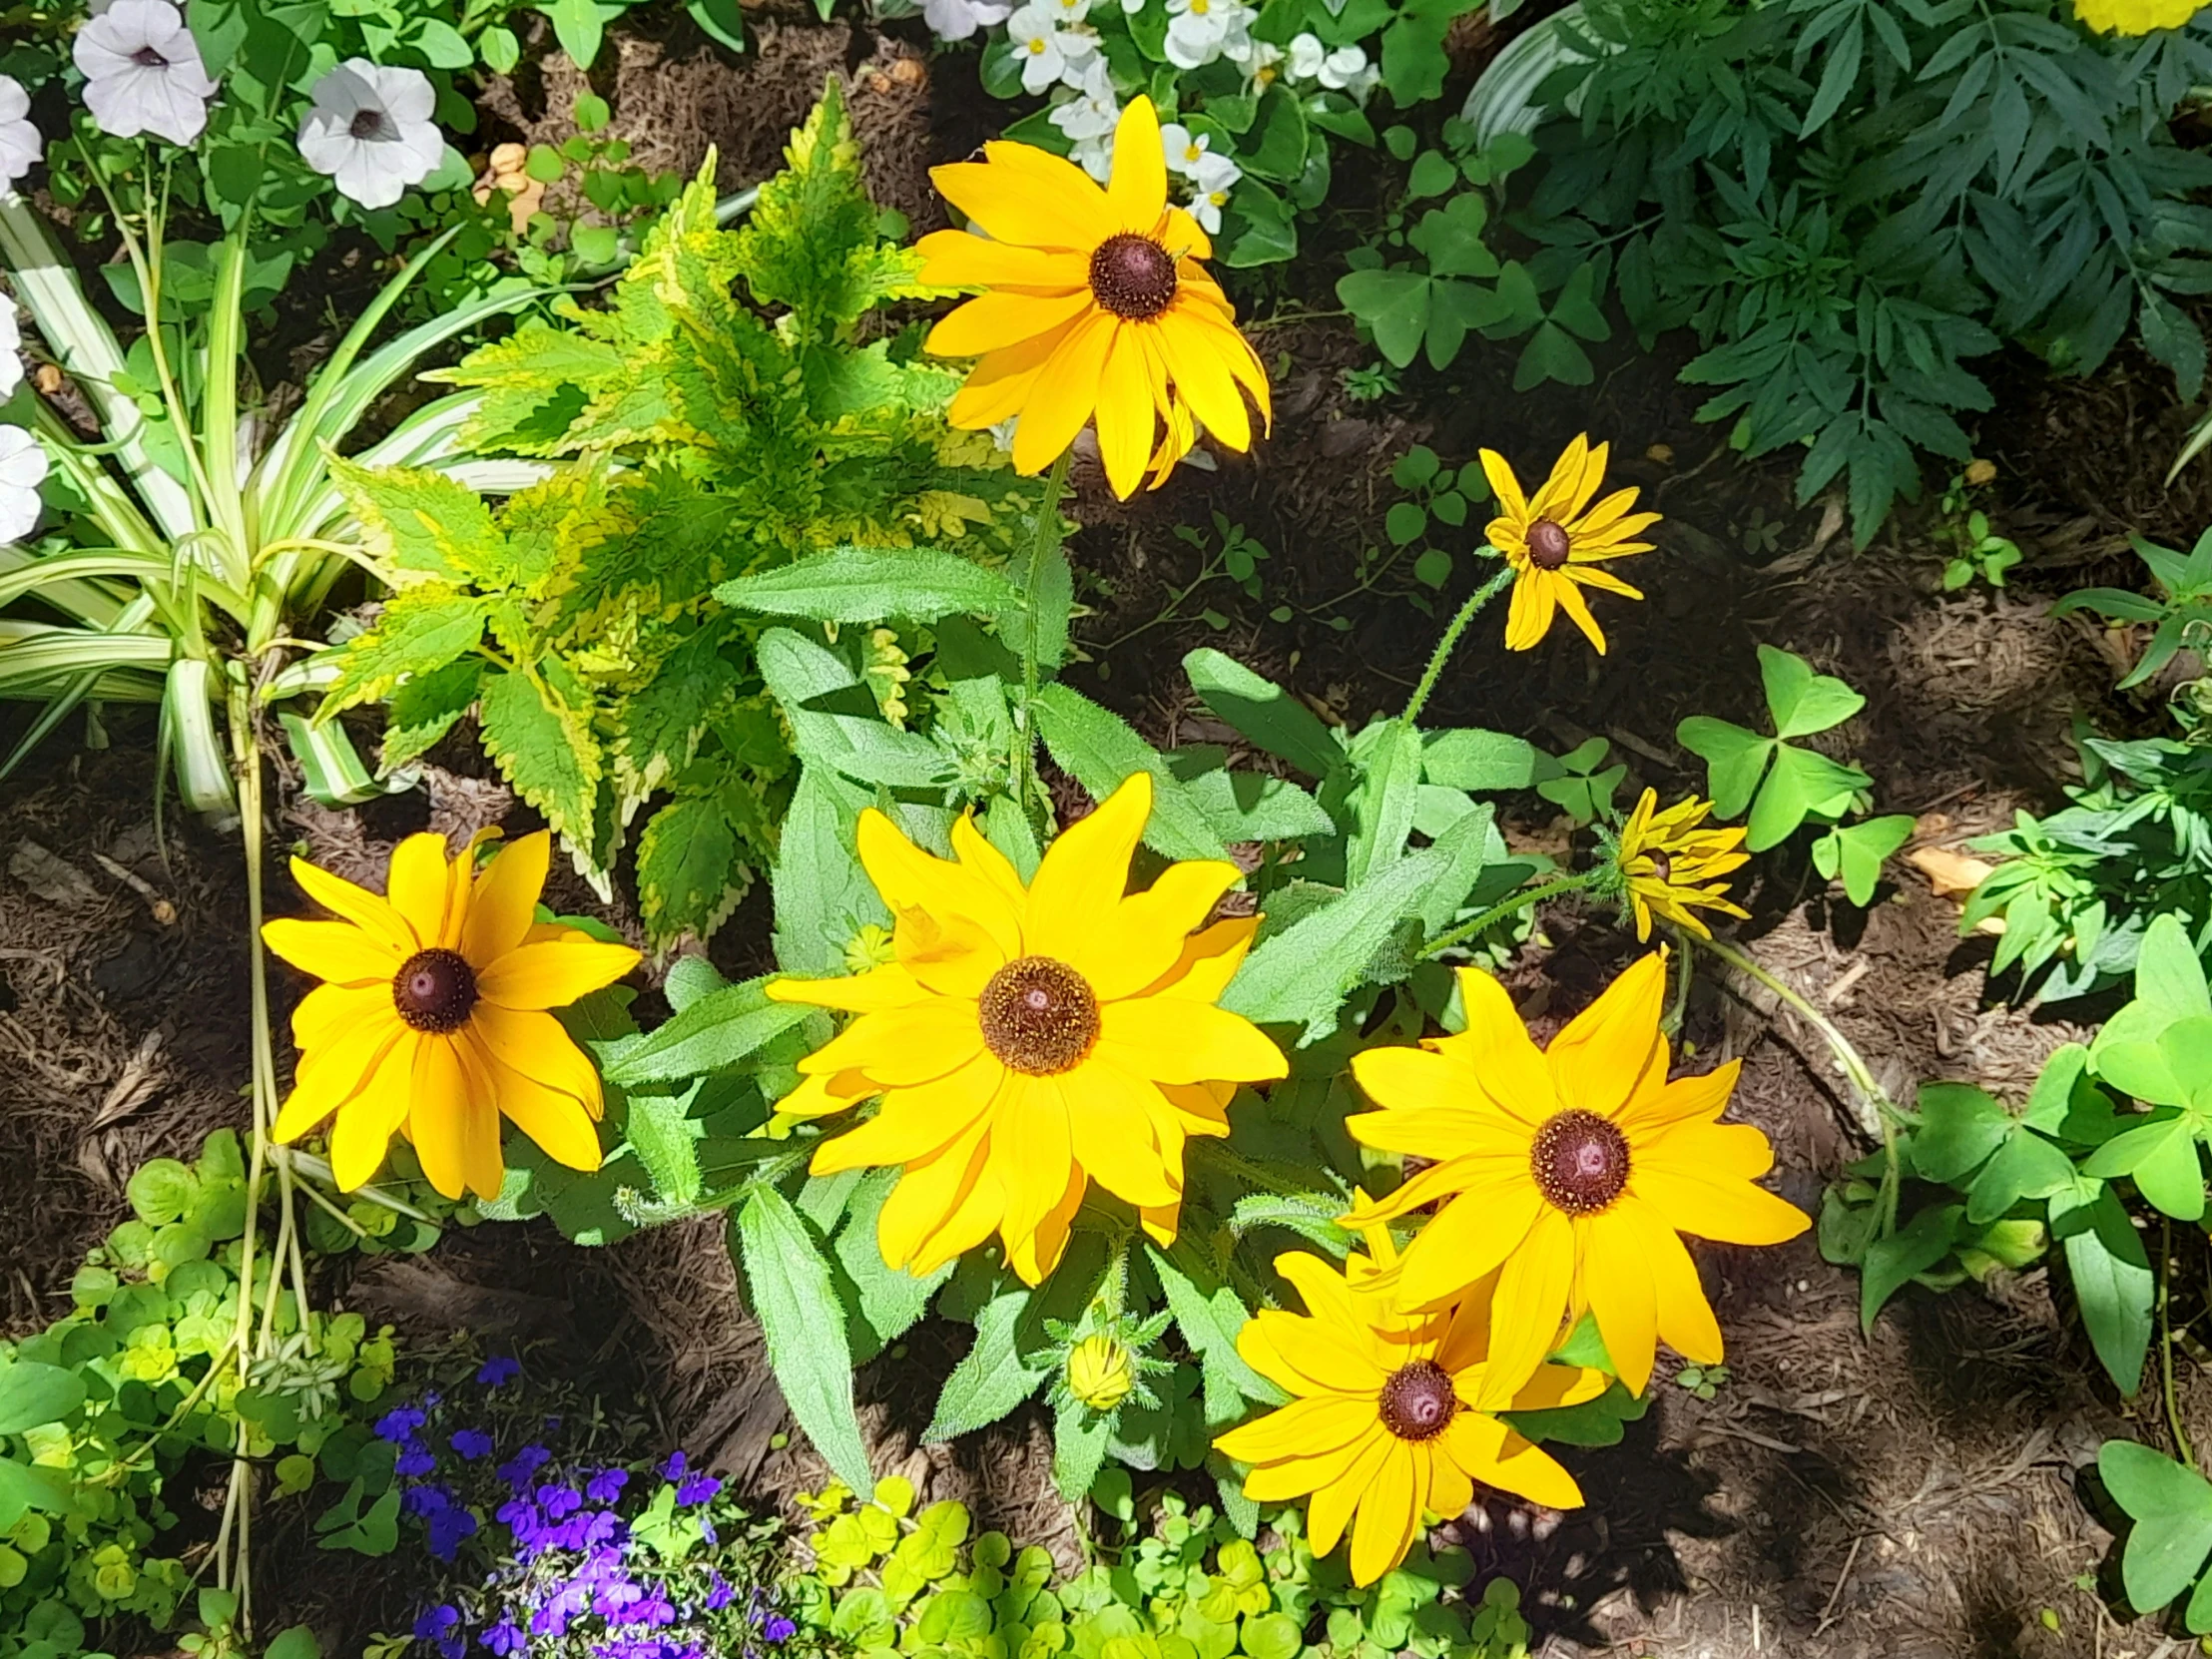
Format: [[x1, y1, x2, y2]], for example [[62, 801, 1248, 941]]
[[392, 947, 478, 1034], [349, 107, 390, 141], [131, 45, 170, 68], [978, 956, 1099, 1075], [1089, 233, 1178, 321], [1530, 1109, 1631, 1215], [1645, 849, 1673, 883], [1527, 518, 1572, 570], [1379, 1360, 1458, 1441]]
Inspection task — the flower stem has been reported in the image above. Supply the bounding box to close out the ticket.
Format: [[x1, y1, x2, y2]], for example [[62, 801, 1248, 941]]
[[1687, 933, 1897, 1140], [2164, 1220, 2195, 1468], [1420, 871, 1598, 960], [1399, 561, 1512, 730], [1011, 449, 1073, 817]]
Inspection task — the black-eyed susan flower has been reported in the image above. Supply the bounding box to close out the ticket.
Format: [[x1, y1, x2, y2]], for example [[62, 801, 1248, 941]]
[[1215, 1245, 1604, 1585], [766, 773, 1287, 1284], [1066, 1334, 1136, 1410], [264, 831, 640, 1201], [1341, 954, 1807, 1396], [915, 96, 1271, 500], [2073, 0, 2201, 31], [1608, 789, 1751, 941], [1480, 434, 1659, 655]]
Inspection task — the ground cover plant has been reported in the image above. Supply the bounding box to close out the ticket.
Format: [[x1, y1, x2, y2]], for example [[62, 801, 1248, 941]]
[[13, 0, 2212, 1655]]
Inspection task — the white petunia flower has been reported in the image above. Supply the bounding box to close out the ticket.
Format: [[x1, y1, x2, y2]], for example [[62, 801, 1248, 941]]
[[74, 0, 219, 148], [1004, 4, 1095, 95], [296, 60, 443, 211], [1319, 42, 1370, 90], [0, 305, 21, 401], [1286, 31, 1328, 81], [1165, 0, 1251, 70], [922, 0, 1013, 39], [1160, 122, 1212, 178], [0, 426, 48, 544], [0, 77, 41, 190]]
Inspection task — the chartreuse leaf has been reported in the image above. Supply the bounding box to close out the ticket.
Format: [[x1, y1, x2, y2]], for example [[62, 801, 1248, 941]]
[[1757, 644, 1866, 739], [1675, 717, 1775, 819], [714, 545, 1023, 624], [477, 669, 600, 847], [317, 591, 491, 719], [1746, 746, 1868, 852], [1908, 1084, 2011, 1185], [2102, 1439, 2212, 1615], [1183, 648, 1344, 779], [738, 1184, 872, 1497], [326, 454, 509, 581]]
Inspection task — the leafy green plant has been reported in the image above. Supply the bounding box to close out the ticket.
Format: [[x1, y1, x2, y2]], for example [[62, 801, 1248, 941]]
[[1472, 0, 2212, 544], [1936, 470, 2021, 592], [2053, 522, 2212, 693], [1382, 445, 1492, 595], [1678, 646, 1914, 904], [2099, 1439, 2212, 1633], [316, 86, 1042, 945]]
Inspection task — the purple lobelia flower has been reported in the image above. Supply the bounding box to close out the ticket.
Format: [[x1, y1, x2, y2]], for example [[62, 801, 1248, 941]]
[[477, 1356, 521, 1386], [374, 1405, 427, 1443], [395, 1441, 438, 1477], [586, 1466, 630, 1504], [450, 1427, 495, 1460]]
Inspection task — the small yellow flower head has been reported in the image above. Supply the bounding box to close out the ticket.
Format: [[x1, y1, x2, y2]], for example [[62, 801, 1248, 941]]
[[1480, 434, 1659, 655], [1612, 788, 1751, 941], [1215, 1249, 1604, 1586], [843, 922, 899, 976], [263, 830, 641, 1200], [915, 97, 1272, 499], [2074, 0, 2202, 32], [768, 773, 1288, 1285], [1067, 1334, 1135, 1410], [1340, 954, 1808, 1397]]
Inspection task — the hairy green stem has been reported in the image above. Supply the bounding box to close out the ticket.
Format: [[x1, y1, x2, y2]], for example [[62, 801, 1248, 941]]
[[1421, 871, 1599, 960], [1399, 561, 1513, 730], [1690, 933, 1895, 1141]]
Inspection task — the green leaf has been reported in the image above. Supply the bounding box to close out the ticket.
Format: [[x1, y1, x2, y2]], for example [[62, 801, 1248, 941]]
[[637, 794, 752, 945], [774, 767, 885, 976], [1178, 767, 1336, 843], [605, 975, 817, 1084], [1032, 684, 1231, 863], [1909, 1084, 2011, 1185], [1345, 721, 1424, 884], [2053, 1182, 2152, 1394], [1859, 1203, 1959, 1331], [2135, 913, 2212, 1022], [1746, 744, 1868, 851], [834, 1170, 950, 1359], [318, 592, 491, 718], [1183, 648, 1343, 779], [1757, 645, 1866, 739], [0, 1363, 86, 1436], [925, 1283, 1049, 1441], [1823, 815, 1914, 905], [1675, 717, 1774, 820], [1421, 728, 1549, 792], [738, 1184, 872, 1496], [1505, 1381, 1650, 1448], [381, 658, 484, 770], [326, 454, 508, 583], [0, 1456, 74, 1529], [1337, 269, 1431, 369], [2103, 1439, 2212, 1613], [1149, 1244, 1280, 1422], [477, 670, 600, 848], [1224, 849, 1445, 1042], [1052, 1399, 1114, 1501], [715, 545, 1023, 624]]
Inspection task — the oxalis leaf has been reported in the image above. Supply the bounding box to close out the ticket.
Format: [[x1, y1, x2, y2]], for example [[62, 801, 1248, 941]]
[[2102, 1439, 2212, 1615], [737, 1185, 872, 1497], [715, 545, 1023, 624]]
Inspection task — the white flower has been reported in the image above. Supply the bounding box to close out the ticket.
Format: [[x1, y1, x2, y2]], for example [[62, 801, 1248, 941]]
[[1160, 122, 1212, 178], [0, 426, 48, 544], [1319, 43, 1370, 90], [1188, 151, 1240, 234], [0, 76, 41, 190], [1050, 62, 1122, 149], [1047, 0, 1093, 24], [1004, 4, 1094, 95], [924, 0, 1013, 38], [1286, 31, 1328, 81], [296, 60, 443, 211], [0, 306, 21, 401], [1070, 134, 1115, 183], [74, 0, 219, 148], [1240, 39, 1285, 82], [1165, 0, 1251, 70]]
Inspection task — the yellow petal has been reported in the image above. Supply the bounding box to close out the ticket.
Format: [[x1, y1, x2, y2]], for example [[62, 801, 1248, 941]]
[[1551, 578, 1609, 655], [1003, 1159, 1086, 1284], [289, 857, 415, 956], [471, 1035, 601, 1173], [1011, 309, 1116, 475], [1527, 433, 1590, 523], [915, 230, 1088, 291], [325, 1035, 419, 1189], [877, 1113, 996, 1271], [1348, 1046, 1534, 1158], [470, 1003, 604, 1116], [1106, 96, 1168, 232], [406, 1034, 473, 1201], [1628, 1157, 1809, 1246], [475, 938, 642, 1012], [766, 962, 930, 1014], [951, 813, 1030, 910], [1093, 326, 1158, 501], [1073, 859, 1238, 1001], [1637, 1115, 1773, 1180], [897, 904, 1010, 999], [1024, 773, 1151, 960], [1617, 1059, 1741, 1137], [1476, 1206, 1576, 1398], [1546, 952, 1668, 1120], [1307, 1427, 1394, 1557], [809, 1051, 1002, 1174], [1349, 1443, 1420, 1586], [1504, 1362, 1609, 1414], [1478, 449, 1528, 526], [1441, 1412, 1582, 1510], [1503, 568, 1557, 651], [929, 287, 1100, 359], [293, 1001, 407, 1117], [800, 998, 987, 1086], [450, 1037, 508, 1201], [777, 1069, 876, 1120], [291, 981, 387, 1050], [1580, 1206, 1657, 1398], [1239, 1311, 1386, 1396], [907, 1146, 1010, 1274], [946, 326, 1080, 430], [263, 918, 402, 987], [461, 830, 550, 967], [387, 831, 457, 948], [1643, 1207, 1726, 1365], [1425, 1440, 1474, 1519], [1059, 1057, 1181, 1207], [1157, 305, 1253, 453], [1391, 1176, 1546, 1310], [932, 149, 1117, 251], [1147, 915, 1259, 1003], [856, 809, 1024, 960], [1447, 968, 1558, 1126], [1098, 995, 1286, 1085], [993, 1073, 1077, 1262]]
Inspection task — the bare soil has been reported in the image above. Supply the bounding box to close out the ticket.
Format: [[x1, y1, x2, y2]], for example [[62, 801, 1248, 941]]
[[10, 20, 2212, 1659]]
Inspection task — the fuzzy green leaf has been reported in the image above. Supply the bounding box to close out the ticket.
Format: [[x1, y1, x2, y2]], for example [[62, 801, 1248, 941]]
[[715, 545, 1023, 624], [926, 1283, 1049, 1442], [1032, 684, 1231, 863], [738, 1185, 873, 1496]]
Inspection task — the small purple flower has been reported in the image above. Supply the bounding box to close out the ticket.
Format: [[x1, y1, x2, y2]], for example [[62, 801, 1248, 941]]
[[579, 1508, 624, 1548], [412, 1604, 459, 1642], [700, 1515, 719, 1546], [401, 1483, 451, 1517], [660, 1449, 687, 1481], [705, 1575, 735, 1612], [375, 1405, 427, 1443], [450, 1427, 495, 1460], [586, 1466, 629, 1503], [484, 1622, 525, 1657], [497, 1443, 552, 1486], [426, 1503, 479, 1561], [675, 1473, 721, 1507], [763, 1617, 798, 1644], [394, 1440, 437, 1477], [477, 1356, 521, 1386], [539, 1481, 585, 1520]]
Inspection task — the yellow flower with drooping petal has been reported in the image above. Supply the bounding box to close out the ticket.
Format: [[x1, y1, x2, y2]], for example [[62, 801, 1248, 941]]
[[1613, 789, 1750, 941], [1216, 1244, 1604, 1586], [1341, 954, 1808, 1396], [1480, 434, 1659, 655], [915, 97, 1271, 499], [766, 773, 1288, 1285], [264, 830, 641, 1201], [2074, 0, 2202, 32]]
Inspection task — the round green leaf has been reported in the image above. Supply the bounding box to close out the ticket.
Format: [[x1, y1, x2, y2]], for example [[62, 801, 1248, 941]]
[[127, 1158, 198, 1226]]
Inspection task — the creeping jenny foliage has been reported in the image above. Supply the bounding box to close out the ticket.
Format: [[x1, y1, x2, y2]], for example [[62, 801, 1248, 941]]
[[317, 81, 1043, 944]]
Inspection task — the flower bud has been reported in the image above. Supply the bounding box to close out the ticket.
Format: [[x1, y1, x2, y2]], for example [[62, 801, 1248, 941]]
[[1067, 1335, 1134, 1411]]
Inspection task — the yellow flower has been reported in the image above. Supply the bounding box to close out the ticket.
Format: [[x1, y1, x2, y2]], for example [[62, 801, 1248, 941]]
[[767, 773, 1288, 1284], [1067, 1335, 1135, 1410], [1479, 434, 1659, 655], [1215, 1247, 1604, 1586], [2074, 0, 2202, 31], [1341, 954, 1808, 1395], [1613, 789, 1750, 941], [915, 97, 1271, 500], [264, 831, 641, 1201]]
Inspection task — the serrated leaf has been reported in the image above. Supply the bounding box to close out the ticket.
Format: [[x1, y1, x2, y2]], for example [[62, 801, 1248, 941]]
[[317, 591, 490, 718], [380, 657, 484, 771], [1225, 849, 1444, 1042], [637, 794, 752, 945], [327, 454, 509, 582], [738, 1185, 872, 1496], [477, 670, 600, 848], [1032, 684, 1231, 863], [715, 545, 1022, 624], [834, 1170, 951, 1361]]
